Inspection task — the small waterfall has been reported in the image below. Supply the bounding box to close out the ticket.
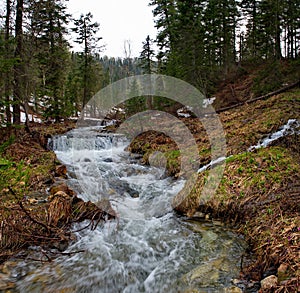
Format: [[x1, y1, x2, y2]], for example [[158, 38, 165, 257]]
[[49, 128, 128, 152]]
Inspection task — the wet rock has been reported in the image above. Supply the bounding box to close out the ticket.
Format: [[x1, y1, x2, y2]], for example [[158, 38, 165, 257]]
[[200, 230, 218, 246], [55, 165, 67, 178], [51, 239, 69, 252], [246, 281, 261, 291], [191, 211, 205, 219], [108, 178, 139, 198], [262, 266, 277, 278], [49, 182, 76, 197], [184, 266, 219, 286], [225, 286, 243, 293], [49, 191, 71, 201], [43, 175, 54, 185], [182, 258, 229, 286], [260, 275, 278, 291], [103, 158, 113, 163], [232, 279, 240, 286], [183, 289, 200, 293], [96, 198, 117, 217]]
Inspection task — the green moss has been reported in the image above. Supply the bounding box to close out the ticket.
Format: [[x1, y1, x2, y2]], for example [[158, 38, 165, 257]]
[[0, 156, 31, 202]]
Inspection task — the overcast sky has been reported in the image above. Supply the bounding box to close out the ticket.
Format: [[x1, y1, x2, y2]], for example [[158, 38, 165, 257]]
[[67, 0, 157, 58]]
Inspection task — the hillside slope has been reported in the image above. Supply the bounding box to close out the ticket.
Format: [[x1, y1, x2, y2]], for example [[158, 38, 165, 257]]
[[129, 88, 300, 292]]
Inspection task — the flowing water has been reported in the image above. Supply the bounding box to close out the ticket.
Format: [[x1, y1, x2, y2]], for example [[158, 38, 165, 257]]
[[16, 127, 246, 293]]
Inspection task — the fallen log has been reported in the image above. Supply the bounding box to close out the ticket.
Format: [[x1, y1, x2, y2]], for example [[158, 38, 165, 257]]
[[216, 80, 300, 113]]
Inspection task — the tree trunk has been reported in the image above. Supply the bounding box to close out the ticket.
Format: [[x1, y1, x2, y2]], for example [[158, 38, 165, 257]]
[[5, 0, 12, 126], [22, 102, 31, 133], [83, 19, 90, 108], [13, 0, 24, 125]]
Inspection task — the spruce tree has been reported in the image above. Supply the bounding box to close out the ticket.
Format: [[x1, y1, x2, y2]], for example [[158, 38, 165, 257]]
[[139, 35, 155, 74], [72, 12, 103, 107], [29, 0, 71, 121]]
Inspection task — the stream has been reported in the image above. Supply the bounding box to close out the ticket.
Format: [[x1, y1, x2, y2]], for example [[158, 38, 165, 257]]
[[15, 126, 247, 293]]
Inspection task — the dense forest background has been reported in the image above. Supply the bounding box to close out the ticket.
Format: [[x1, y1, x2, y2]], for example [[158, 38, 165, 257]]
[[0, 0, 299, 126]]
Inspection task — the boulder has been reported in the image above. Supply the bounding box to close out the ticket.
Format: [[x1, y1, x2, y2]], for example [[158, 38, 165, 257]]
[[55, 165, 67, 178], [225, 286, 243, 293], [49, 182, 75, 197], [260, 275, 278, 291]]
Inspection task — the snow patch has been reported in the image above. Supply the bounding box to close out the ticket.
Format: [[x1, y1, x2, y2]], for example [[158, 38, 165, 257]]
[[248, 119, 300, 151], [202, 97, 216, 108]]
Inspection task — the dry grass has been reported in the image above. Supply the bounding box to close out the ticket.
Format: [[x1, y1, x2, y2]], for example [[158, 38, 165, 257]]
[[130, 88, 300, 291], [0, 120, 115, 264]]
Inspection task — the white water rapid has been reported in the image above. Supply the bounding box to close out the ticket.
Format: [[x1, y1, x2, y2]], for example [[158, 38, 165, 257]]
[[16, 127, 246, 293]]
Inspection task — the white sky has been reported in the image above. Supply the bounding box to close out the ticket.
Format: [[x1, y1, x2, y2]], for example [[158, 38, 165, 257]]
[[67, 0, 157, 58]]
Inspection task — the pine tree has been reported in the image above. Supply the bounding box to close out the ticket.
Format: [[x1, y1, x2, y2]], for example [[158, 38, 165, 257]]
[[175, 0, 206, 87], [149, 0, 176, 66], [72, 12, 103, 107], [139, 35, 155, 74], [240, 0, 259, 59], [28, 0, 71, 121], [258, 0, 282, 59], [125, 78, 144, 116], [282, 0, 300, 59], [3, 0, 13, 125], [204, 0, 239, 73]]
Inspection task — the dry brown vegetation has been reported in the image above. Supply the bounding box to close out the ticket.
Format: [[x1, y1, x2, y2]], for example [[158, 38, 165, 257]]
[[129, 88, 300, 292], [0, 88, 299, 291], [0, 121, 116, 264]]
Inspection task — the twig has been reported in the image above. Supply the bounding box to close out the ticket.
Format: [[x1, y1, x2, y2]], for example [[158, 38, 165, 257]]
[[18, 200, 51, 233], [8, 187, 52, 233]]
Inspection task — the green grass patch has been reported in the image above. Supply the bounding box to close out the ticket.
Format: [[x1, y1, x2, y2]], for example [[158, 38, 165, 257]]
[[0, 156, 31, 202]]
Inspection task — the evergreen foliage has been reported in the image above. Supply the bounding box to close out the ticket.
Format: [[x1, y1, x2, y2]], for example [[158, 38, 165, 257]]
[[149, 0, 299, 97], [0, 0, 299, 125]]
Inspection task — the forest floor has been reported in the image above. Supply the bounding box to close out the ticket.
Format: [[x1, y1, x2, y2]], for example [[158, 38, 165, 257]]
[[0, 88, 299, 292]]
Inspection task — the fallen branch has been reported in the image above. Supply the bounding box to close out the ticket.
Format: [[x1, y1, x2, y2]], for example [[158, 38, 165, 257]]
[[8, 187, 52, 233], [18, 200, 51, 233]]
